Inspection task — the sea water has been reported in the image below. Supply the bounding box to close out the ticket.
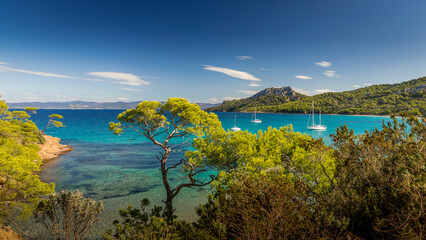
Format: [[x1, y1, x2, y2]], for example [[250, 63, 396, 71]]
[[25, 110, 390, 238]]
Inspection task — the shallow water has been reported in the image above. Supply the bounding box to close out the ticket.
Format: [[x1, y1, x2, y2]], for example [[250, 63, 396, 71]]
[[23, 110, 390, 238]]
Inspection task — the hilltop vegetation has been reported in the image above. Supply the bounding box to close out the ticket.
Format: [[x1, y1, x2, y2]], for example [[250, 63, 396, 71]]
[[210, 86, 306, 112], [207, 77, 426, 116]]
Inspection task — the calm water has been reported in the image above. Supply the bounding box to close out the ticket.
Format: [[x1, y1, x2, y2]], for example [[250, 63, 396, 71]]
[[25, 110, 390, 238]]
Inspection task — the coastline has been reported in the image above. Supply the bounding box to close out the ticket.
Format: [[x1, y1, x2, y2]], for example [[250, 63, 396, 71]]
[[38, 135, 73, 162], [230, 111, 395, 118]]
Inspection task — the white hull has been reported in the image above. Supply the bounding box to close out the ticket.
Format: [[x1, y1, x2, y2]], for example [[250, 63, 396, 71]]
[[307, 125, 327, 131], [231, 126, 241, 131]]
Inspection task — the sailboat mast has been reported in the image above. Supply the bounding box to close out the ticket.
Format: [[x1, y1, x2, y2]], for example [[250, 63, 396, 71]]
[[312, 101, 315, 126], [254, 106, 257, 119], [234, 114, 236, 127], [319, 108, 321, 125]]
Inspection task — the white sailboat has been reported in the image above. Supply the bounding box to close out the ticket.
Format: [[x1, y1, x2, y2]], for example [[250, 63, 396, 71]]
[[307, 101, 327, 131], [231, 114, 241, 131], [251, 106, 262, 123]]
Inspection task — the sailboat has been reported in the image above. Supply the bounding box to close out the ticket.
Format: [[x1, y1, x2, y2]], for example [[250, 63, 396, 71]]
[[307, 101, 327, 131], [231, 114, 241, 131], [251, 106, 262, 123]]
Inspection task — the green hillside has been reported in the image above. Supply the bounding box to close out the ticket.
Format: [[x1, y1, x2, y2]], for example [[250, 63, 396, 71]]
[[208, 86, 307, 112], [207, 77, 426, 116]]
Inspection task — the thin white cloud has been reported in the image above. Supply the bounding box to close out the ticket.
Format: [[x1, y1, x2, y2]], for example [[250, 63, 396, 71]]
[[248, 83, 260, 87], [0, 65, 74, 79], [82, 78, 105, 82], [313, 89, 335, 94], [203, 65, 261, 81], [0, 61, 8, 65], [364, 83, 373, 86], [86, 72, 151, 86], [315, 61, 332, 67], [237, 90, 258, 95], [353, 84, 361, 88], [295, 75, 312, 80], [208, 97, 219, 103], [117, 97, 129, 102], [223, 96, 239, 101], [236, 56, 254, 61], [291, 87, 311, 95], [122, 87, 143, 92], [259, 67, 271, 71], [323, 70, 339, 78]]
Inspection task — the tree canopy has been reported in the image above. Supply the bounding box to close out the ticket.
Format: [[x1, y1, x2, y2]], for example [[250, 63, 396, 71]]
[[0, 102, 54, 222]]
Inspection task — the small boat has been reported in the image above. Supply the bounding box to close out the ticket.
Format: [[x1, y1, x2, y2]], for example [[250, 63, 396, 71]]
[[307, 101, 327, 131], [251, 106, 262, 123], [231, 114, 241, 131]]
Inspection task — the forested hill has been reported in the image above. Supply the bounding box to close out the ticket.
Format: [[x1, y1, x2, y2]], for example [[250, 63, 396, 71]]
[[207, 86, 307, 112], [207, 77, 426, 116]]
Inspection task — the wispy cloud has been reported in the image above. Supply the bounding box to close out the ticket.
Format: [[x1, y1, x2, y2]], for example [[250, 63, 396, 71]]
[[203, 65, 261, 81], [122, 87, 143, 92], [291, 87, 311, 95], [82, 78, 105, 82], [248, 82, 260, 87], [236, 56, 254, 61], [295, 75, 312, 80], [208, 97, 219, 102], [313, 89, 335, 94], [86, 72, 151, 86], [223, 96, 239, 101], [315, 61, 331, 67], [237, 90, 258, 95], [259, 67, 271, 71], [117, 97, 129, 102], [0, 61, 8, 65], [364, 83, 373, 86], [323, 70, 339, 78], [353, 84, 361, 88], [0, 65, 74, 79], [208, 96, 240, 103]]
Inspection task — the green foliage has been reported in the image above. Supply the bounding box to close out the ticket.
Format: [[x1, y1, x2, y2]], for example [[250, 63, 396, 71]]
[[42, 114, 65, 133], [327, 115, 425, 239], [34, 190, 104, 240], [209, 77, 426, 116], [195, 170, 347, 240], [24, 107, 38, 114], [187, 125, 336, 194], [0, 102, 54, 221], [104, 199, 179, 240]]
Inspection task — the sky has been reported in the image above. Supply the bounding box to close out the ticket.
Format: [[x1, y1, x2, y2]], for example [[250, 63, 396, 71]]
[[1, 0, 426, 103]]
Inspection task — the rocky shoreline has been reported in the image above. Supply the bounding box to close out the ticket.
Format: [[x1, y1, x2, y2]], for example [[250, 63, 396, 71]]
[[38, 135, 73, 162]]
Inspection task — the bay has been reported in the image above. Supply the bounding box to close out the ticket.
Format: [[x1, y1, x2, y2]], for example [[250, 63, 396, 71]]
[[26, 109, 390, 238]]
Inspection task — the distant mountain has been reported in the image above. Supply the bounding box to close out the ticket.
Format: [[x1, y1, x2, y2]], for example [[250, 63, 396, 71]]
[[7, 101, 220, 110], [207, 77, 426, 116], [207, 87, 306, 112]]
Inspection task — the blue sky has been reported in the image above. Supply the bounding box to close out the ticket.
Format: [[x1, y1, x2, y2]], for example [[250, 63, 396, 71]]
[[1, 0, 426, 103]]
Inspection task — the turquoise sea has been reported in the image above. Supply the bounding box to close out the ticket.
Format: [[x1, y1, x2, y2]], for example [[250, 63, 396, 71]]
[[26, 110, 391, 238]]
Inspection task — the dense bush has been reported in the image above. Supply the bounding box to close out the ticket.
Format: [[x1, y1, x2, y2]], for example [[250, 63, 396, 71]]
[[34, 190, 104, 240], [327, 114, 425, 239]]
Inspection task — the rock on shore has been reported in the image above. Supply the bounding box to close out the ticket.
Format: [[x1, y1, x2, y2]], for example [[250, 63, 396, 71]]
[[38, 135, 73, 161]]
